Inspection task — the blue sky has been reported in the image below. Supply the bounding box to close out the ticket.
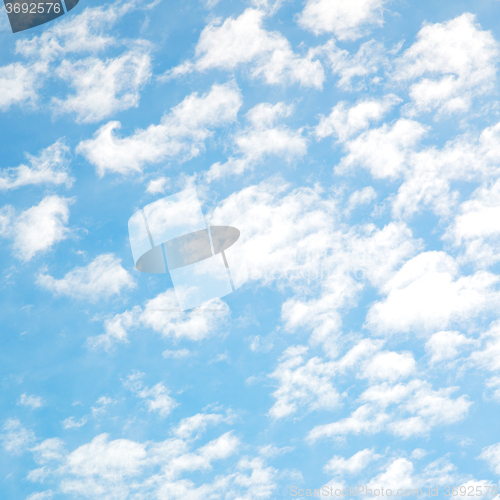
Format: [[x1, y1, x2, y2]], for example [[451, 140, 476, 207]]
[[2, 0, 500, 498]]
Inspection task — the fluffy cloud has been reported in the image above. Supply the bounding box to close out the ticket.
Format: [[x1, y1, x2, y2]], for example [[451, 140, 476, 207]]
[[124, 371, 178, 417], [316, 95, 401, 142], [268, 345, 339, 419], [308, 379, 471, 442], [479, 443, 500, 475], [1, 418, 36, 455], [366, 251, 500, 334], [88, 289, 230, 349], [0, 195, 73, 261], [393, 13, 499, 116], [166, 9, 324, 88], [0, 62, 45, 111], [18, 410, 279, 499], [77, 82, 242, 176], [425, 331, 474, 365], [1, 1, 150, 116], [324, 448, 381, 476], [298, 0, 389, 40], [18, 394, 45, 410], [206, 102, 308, 180], [318, 39, 388, 91], [52, 44, 152, 123], [208, 180, 420, 348], [0, 139, 72, 191], [37, 253, 136, 301], [445, 177, 500, 266], [336, 118, 427, 179]]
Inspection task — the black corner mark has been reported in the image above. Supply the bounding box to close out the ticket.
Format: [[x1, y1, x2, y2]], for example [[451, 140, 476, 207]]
[[3, 0, 79, 33]]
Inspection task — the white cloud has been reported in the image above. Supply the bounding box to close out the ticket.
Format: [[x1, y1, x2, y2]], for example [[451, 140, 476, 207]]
[[324, 448, 381, 476], [425, 331, 474, 364], [52, 44, 152, 123], [21, 410, 279, 499], [445, 177, 500, 266], [318, 39, 388, 91], [18, 393, 45, 410], [124, 371, 178, 417], [0, 139, 72, 191], [77, 82, 242, 176], [31, 438, 66, 464], [0, 1, 147, 115], [393, 13, 499, 116], [0, 62, 45, 111], [206, 102, 307, 180], [146, 176, 170, 194], [37, 253, 136, 302], [209, 180, 420, 348], [1, 418, 36, 455], [140, 290, 230, 341], [316, 95, 400, 142], [268, 345, 339, 419], [479, 443, 500, 475], [346, 187, 377, 212], [308, 379, 471, 442], [366, 251, 500, 334], [173, 411, 234, 440], [88, 289, 230, 349], [62, 416, 88, 430], [336, 118, 428, 179], [0, 195, 73, 261], [360, 351, 416, 382], [166, 9, 324, 88], [298, 0, 389, 40]]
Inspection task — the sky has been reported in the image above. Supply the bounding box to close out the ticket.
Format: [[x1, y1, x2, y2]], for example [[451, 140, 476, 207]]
[[2, 0, 500, 498]]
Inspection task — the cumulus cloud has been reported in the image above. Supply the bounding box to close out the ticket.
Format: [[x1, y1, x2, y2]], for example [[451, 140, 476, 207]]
[[1, 1, 150, 116], [37, 253, 136, 301], [0, 62, 46, 111], [393, 13, 499, 116], [22, 411, 270, 499], [0, 195, 73, 261], [1, 418, 36, 455], [298, 0, 389, 40], [18, 394, 45, 410], [77, 82, 242, 176], [0, 139, 72, 191], [308, 379, 472, 442], [165, 9, 324, 88], [336, 118, 428, 179], [316, 95, 401, 142], [366, 251, 500, 334], [317, 39, 388, 91], [87, 289, 229, 350], [52, 44, 152, 123], [124, 371, 178, 417], [324, 449, 382, 476], [425, 331, 474, 365], [206, 102, 308, 180]]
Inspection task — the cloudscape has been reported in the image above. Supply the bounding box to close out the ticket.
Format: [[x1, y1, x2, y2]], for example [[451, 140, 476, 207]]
[[2, 0, 500, 498]]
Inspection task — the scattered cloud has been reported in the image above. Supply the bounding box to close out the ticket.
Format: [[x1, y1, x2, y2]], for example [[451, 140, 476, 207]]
[[0, 140, 72, 191], [18, 393, 45, 410], [77, 82, 242, 176], [165, 9, 324, 88], [0, 196, 74, 261], [298, 0, 390, 40], [37, 253, 136, 301]]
